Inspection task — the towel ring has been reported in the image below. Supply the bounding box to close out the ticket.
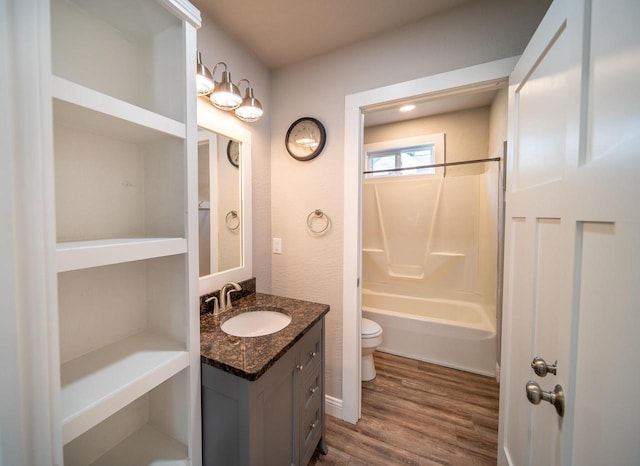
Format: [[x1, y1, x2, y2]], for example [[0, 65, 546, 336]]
[[225, 210, 240, 232], [306, 209, 330, 235]]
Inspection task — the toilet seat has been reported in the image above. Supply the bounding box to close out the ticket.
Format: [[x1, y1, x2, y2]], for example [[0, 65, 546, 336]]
[[362, 318, 382, 338]]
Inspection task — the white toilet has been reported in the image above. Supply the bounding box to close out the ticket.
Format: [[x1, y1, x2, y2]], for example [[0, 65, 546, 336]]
[[361, 318, 383, 381]]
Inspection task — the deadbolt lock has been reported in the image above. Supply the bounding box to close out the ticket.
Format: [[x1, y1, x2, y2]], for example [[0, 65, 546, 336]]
[[531, 356, 557, 377]]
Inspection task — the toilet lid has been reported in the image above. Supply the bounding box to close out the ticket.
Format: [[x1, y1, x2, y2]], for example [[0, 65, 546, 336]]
[[362, 318, 382, 337]]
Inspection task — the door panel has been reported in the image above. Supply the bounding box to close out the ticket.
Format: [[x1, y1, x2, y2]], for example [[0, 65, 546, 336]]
[[530, 218, 568, 466], [500, 2, 571, 463], [499, 0, 640, 464], [514, 26, 568, 191], [588, 1, 640, 163], [570, 3, 640, 462], [501, 217, 535, 466], [572, 222, 640, 465]]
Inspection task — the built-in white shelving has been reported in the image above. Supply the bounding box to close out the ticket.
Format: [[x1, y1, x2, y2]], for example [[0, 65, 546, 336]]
[[430, 251, 465, 257], [52, 76, 186, 140], [60, 332, 188, 444], [57, 238, 187, 272], [48, 0, 200, 463], [88, 425, 189, 466]]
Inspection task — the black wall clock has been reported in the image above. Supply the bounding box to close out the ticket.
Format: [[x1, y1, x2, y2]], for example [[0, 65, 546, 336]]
[[227, 140, 240, 167], [285, 117, 326, 161]]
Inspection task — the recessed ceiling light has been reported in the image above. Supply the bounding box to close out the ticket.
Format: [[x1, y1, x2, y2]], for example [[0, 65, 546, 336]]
[[399, 104, 416, 112]]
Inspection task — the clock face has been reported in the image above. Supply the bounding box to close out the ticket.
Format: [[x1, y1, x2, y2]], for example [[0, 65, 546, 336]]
[[227, 140, 240, 167], [285, 117, 326, 161]]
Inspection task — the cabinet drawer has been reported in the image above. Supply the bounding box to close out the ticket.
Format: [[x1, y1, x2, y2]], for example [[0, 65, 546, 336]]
[[302, 368, 322, 411], [298, 324, 322, 380], [300, 402, 322, 466]]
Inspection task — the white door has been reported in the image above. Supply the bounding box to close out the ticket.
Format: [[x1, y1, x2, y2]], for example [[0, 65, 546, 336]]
[[498, 0, 640, 465]]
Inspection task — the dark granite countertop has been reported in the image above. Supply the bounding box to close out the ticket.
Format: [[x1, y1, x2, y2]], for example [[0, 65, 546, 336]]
[[200, 293, 330, 381]]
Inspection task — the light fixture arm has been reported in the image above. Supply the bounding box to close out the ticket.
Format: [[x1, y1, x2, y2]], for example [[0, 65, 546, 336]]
[[238, 78, 251, 92], [209, 62, 242, 110], [212, 61, 229, 77], [237, 78, 259, 100]]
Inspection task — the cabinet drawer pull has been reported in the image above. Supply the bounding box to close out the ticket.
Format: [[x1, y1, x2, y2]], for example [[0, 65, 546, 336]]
[[309, 386, 318, 394], [309, 422, 317, 430], [309, 351, 317, 359], [296, 364, 304, 371]]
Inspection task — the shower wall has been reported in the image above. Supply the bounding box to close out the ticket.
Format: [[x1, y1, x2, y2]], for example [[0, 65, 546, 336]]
[[363, 105, 501, 317], [362, 168, 498, 300]]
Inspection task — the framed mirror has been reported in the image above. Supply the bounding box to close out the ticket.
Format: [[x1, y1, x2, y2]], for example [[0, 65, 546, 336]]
[[197, 99, 252, 295]]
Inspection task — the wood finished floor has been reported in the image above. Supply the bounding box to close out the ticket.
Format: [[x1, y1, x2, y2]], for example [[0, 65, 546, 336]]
[[310, 352, 500, 466]]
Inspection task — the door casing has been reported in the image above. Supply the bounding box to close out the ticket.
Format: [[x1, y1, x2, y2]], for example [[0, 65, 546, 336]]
[[342, 56, 518, 423]]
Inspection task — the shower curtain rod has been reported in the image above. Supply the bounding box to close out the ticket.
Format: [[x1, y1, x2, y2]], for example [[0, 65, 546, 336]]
[[362, 156, 501, 175]]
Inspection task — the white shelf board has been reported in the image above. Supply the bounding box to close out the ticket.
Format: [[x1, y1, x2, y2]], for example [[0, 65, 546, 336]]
[[57, 238, 187, 272], [52, 75, 185, 142], [90, 424, 188, 466], [61, 332, 189, 444], [430, 252, 465, 257]]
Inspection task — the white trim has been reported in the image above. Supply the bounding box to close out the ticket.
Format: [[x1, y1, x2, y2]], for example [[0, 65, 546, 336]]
[[363, 133, 444, 155], [324, 395, 343, 419], [1, 0, 61, 463], [184, 25, 202, 466], [158, 0, 202, 28], [502, 447, 515, 466], [342, 56, 518, 425], [342, 105, 364, 424]]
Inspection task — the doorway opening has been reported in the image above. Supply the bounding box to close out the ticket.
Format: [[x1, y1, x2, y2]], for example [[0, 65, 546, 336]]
[[342, 57, 516, 423]]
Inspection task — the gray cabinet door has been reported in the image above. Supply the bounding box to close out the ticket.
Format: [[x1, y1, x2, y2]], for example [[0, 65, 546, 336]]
[[202, 318, 325, 466], [254, 353, 296, 466]]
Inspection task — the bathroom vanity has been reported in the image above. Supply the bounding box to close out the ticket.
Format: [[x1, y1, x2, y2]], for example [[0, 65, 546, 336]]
[[201, 293, 329, 466]]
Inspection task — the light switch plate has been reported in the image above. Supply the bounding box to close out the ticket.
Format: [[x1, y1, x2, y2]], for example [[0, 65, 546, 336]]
[[272, 237, 282, 254]]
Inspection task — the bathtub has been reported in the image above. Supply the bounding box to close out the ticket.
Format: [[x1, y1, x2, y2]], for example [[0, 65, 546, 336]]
[[362, 290, 497, 376]]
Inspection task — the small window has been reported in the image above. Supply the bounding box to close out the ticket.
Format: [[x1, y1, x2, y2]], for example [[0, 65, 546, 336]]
[[367, 144, 435, 177], [363, 133, 444, 179]]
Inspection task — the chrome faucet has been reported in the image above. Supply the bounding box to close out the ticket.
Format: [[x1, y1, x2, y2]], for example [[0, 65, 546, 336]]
[[205, 295, 220, 315], [219, 282, 242, 312]]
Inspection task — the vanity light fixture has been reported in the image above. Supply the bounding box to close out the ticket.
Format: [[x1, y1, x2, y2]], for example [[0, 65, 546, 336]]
[[235, 79, 264, 122], [196, 51, 214, 96], [209, 62, 243, 110], [196, 56, 264, 122]]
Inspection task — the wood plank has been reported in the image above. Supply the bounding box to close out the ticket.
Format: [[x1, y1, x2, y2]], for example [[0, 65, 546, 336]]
[[311, 352, 499, 465]]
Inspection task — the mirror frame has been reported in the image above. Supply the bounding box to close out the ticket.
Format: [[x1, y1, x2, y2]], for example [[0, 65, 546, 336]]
[[197, 98, 252, 295]]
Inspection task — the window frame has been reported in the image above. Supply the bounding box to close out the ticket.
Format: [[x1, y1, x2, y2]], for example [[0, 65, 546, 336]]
[[363, 133, 445, 178]]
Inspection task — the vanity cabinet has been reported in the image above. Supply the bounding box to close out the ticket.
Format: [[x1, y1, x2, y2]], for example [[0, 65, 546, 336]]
[[46, 0, 202, 464], [202, 318, 326, 466]]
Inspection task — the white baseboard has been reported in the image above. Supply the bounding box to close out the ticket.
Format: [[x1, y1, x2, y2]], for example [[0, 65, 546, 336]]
[[324, 395, 342, 419]]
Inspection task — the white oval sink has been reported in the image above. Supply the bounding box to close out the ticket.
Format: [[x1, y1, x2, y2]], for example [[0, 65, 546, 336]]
[[221, 309, 291, 337]]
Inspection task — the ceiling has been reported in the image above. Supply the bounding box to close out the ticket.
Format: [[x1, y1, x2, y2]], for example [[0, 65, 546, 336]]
[[191, 0, 474, 70], [363, 80, 507, 127], [193, 0, 504, 126]]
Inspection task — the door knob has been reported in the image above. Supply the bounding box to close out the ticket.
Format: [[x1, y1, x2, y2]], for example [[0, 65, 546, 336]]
[[531, 356, 557, 376], [525, 380, 565, 417]]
